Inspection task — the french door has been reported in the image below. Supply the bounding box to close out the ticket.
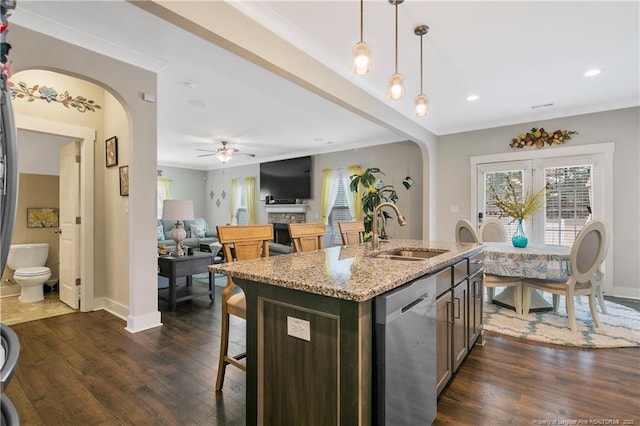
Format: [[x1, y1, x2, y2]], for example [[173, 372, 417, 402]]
[[477, 155, 597, 247]]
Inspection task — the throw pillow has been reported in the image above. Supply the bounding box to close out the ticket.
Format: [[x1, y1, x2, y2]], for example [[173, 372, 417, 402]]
[[157, 224, 164, 240], [190, 224, 205, 238]]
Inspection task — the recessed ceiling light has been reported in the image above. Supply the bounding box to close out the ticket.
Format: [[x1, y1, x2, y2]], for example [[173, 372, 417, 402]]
[[466, 95, 479, 101], [584, 69, 601, 77]]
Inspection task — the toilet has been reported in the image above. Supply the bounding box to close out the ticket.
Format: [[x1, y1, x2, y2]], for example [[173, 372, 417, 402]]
[[6, 243, 52, 303]]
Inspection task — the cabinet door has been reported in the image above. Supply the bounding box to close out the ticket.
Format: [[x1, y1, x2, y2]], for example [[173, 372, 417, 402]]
[[452, 281, 468, 372], [468, 270, 484, 347], [435, 291, 452, 396]]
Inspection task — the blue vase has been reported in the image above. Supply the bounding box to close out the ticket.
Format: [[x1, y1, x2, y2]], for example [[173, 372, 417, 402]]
[[512, 219, 528, 248]]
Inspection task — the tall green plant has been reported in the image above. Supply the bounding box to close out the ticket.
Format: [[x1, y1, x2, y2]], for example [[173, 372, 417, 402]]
[[349, 168, 399, 241]]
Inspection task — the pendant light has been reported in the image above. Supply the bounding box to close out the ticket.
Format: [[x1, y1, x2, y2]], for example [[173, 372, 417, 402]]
[[414, 24, 429, 117], [352, 0, 371, 75], [388, 0, 404, 100]]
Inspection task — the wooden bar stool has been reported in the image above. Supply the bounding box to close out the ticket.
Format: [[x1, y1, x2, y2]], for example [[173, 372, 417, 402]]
[[215, 224, 273, 391], [288, 222, 325, 253], [338, 221, 365, 246]]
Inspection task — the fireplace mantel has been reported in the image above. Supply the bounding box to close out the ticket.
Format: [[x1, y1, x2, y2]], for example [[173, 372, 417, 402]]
[[264, 204, 308, 214]]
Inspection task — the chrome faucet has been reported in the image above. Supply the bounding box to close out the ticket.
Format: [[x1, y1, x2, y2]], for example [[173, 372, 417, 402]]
[[371, 202, 406, 250]]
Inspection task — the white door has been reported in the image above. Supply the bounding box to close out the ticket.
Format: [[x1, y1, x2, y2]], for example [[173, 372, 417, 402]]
[[59, 141, 80, 309]]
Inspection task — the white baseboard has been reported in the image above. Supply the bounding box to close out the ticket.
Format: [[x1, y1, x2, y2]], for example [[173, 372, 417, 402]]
[[125, 311, 163, 333]]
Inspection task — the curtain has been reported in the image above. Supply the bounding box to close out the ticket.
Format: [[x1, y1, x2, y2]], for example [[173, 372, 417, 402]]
[[320, 169, 340, 224], [228, 178, 242, 225], [347, 165, 362, 220], [157, 178, 172, 218], [244, 177, 256, 224]]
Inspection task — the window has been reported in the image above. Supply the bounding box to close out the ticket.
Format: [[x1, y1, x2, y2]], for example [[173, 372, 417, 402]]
[[544, 164, 592, 246], [229, 177, 256, 225], [157, 178, 172, 218], [329, 180, 354, 245]]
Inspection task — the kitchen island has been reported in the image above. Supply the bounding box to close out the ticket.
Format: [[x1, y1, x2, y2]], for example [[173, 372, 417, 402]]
[[210, 239, 483, 426]]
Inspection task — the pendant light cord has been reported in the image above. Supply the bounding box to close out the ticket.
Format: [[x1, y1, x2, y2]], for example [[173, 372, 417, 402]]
[[419, 34, 424, 94], [360, 0, 364, 42], [394, 3, 399, 73]]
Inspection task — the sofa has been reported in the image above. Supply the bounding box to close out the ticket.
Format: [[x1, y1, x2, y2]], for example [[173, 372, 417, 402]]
[[157, 217, 219, 249]]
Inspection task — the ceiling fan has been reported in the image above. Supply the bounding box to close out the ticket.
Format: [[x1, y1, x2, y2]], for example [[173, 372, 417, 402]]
[[196, 141, 256, 164]]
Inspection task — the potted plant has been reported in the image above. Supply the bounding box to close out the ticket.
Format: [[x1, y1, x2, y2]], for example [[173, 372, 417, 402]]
[[349, 167, 399, 241], [490, 181, 545, 248]]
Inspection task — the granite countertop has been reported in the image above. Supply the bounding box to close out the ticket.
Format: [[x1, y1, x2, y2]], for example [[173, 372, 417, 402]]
[[209, 239, 483, 302]]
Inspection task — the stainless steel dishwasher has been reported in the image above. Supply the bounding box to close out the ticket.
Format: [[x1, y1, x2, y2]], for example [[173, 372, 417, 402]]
[[374, 274, 437, 425]]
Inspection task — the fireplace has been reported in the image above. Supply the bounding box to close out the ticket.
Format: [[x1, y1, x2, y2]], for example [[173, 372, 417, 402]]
[[273, 223, 291, 245], [265, 204, 308, 246]]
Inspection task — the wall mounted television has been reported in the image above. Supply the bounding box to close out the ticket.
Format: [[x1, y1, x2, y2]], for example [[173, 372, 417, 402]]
[[259, 156, 312, 202]]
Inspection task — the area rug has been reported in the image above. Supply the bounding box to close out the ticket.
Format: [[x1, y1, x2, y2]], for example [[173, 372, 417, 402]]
[[483, 294, 640, 348]]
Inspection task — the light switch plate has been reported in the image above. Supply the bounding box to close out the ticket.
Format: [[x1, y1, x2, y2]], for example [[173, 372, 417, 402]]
[[287, 316, 310, 342]]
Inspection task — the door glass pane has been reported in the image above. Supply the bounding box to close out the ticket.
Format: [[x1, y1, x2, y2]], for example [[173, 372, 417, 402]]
[[484, 170, 524, 237], [544, 165, 592, 246]]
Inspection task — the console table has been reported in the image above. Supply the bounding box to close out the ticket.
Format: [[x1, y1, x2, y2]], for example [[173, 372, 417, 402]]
[[158, 251, 215, 311]]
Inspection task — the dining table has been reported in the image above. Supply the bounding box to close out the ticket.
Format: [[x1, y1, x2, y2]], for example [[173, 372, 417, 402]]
[[482, 242, 571, 312]]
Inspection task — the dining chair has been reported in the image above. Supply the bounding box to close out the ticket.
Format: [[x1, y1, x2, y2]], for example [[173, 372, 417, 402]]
[[480, 219, 508, 243], [522, 220, 606, 332], [479, 219, 523, 314], [288, 222, 325, 253], [215, 224, 273, 391], [455, 219, 480, 243], [338, 220, 365, 246]]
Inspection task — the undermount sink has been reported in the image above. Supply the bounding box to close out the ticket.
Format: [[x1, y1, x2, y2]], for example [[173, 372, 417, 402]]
[[373, 248, 449, 261]]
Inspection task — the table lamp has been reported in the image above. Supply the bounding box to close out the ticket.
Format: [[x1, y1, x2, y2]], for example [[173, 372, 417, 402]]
[[162, 199, 194, 256]]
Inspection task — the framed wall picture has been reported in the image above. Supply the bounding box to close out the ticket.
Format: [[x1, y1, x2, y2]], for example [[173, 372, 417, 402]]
[[119, 165, 129, 196], [27, 208, 59, 228], [105, 136, 118, 167]]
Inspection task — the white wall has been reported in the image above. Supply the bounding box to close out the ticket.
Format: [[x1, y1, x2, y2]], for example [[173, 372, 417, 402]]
[[17, 130, 72, 176], [12, 24, 161, 331], [437, 107, 639, 299]]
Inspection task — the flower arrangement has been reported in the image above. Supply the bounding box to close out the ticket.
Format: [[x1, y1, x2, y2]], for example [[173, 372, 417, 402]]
[[510, 127, 577, 149], [349, 167, 398, 241], [490, 181, 544, 222]]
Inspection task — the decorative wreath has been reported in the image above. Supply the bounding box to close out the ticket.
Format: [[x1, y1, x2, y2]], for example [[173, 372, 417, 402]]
[[510, 127, 577, 149]]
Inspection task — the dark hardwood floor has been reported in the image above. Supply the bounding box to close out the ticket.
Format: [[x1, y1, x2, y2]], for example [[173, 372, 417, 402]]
[[4, 286, 639, 425]]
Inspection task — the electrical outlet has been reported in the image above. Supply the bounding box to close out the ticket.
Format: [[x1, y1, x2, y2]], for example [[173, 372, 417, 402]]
[[287, 316, 311, 342]]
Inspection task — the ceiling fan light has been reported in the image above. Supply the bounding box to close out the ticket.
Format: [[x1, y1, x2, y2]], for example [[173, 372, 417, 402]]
[[414, 94, 428, 116], [352, 41, 371, 75], [388, 73, 404, 100], [216, 152, 231, 164]]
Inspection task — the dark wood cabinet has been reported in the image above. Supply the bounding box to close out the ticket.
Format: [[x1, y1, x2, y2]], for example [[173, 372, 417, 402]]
[[436, 256, 484, 395], [435, 290, 453, 396], [452, 278, 469, 372], [468, 270, 484, 348]]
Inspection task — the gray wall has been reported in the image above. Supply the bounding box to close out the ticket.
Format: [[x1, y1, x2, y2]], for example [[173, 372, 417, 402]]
[[157, 166, 207, 218], [437, 107, 639, 298], [204, 141, 424, 240]]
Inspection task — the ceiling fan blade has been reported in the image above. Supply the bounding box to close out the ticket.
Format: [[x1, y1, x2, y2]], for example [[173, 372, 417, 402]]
[[195, 148, 217, 153], [197, 153, 216, 157], [234, 152, 256, 158]]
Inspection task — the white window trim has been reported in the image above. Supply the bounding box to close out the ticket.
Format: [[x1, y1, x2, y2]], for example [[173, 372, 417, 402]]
[[470, 142, 615, 294]]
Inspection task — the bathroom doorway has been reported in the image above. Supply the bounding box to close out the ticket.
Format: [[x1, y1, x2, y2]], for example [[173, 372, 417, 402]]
[[2, 116, 95, 321], [0, 125, 94, 323]]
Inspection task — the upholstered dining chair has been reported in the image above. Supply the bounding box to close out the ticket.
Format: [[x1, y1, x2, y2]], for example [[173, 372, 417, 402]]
[[288, 222, 325, 253], [480, 219, 508, 243], [480, 219, 523, 315], [522, 220, 607, 332], [338, 221, 365, 246], [215, 224, 273, 391], [455, 219, 480, 243]]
